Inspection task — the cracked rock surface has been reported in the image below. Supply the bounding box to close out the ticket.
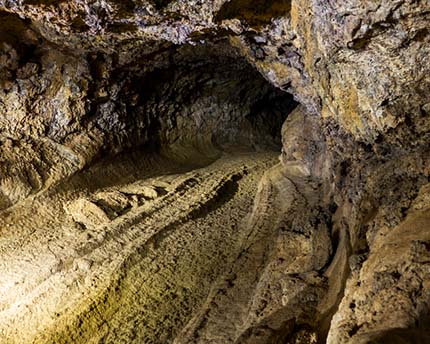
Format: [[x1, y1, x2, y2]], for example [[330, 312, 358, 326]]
[[0, 0, 429, 343]]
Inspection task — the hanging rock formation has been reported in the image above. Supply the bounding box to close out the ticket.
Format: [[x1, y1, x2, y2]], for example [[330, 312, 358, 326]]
[[0, 0, 429, 343]]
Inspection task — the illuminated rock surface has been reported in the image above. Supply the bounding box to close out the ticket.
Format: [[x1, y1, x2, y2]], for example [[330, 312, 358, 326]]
[[0, 1, 429, 343]]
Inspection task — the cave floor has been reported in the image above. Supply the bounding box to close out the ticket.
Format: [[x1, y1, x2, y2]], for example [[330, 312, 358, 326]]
[[0, 147, 279, 344]]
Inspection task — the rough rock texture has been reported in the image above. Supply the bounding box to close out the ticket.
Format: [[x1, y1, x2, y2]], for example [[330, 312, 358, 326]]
[[0, 0, 429, 343]]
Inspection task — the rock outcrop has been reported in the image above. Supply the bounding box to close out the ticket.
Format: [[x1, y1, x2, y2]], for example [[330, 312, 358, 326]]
[[0, 0, 429, 343]]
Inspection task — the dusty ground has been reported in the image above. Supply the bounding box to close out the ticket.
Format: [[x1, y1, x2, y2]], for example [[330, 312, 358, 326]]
[[0, 146, 279, 344]]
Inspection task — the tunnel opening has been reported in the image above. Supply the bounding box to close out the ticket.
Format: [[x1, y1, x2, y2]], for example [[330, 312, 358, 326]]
[[0, 16, 298, 212], [91, 40, 298, 161]]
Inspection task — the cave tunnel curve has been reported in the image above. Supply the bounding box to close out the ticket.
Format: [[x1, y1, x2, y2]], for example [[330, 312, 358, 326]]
[[1, 2, 430, 344], [89, 39, 299, 159], [0, 10, 300, 209], [0, 12, 304, 344]]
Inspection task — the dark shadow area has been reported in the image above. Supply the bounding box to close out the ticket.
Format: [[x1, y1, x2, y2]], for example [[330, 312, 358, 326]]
[[24, 0, 67, 5], [152, 0, 174, 10], [215, 0, 291, 28], [107, 40, 298, 153], [0, 11, 37, 50], [354, 328, 430, 344]]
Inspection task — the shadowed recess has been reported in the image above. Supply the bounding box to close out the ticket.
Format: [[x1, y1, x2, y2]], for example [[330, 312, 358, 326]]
[[153, 0, 175, 10], [215, 0, 291, 28], [24, 0, 67, 5]]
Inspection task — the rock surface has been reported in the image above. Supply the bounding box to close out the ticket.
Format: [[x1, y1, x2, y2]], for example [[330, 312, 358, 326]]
[[0, 0, 429, 343]]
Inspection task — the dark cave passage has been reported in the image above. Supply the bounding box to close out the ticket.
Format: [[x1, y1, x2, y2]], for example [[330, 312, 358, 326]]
[[0, 39, 299, 337], [0, 14, 298, 212], [89, 40, 298, 157]]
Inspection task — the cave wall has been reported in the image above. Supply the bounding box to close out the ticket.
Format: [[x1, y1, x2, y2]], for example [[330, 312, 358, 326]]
[[0, 0, 429, 343]]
